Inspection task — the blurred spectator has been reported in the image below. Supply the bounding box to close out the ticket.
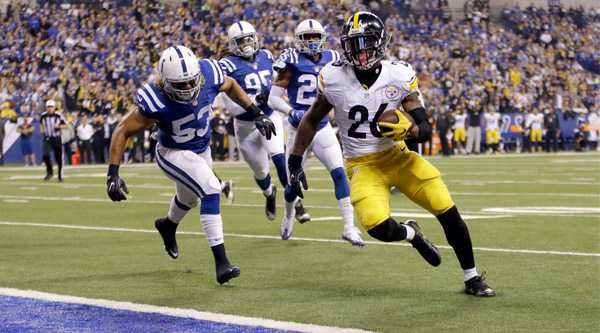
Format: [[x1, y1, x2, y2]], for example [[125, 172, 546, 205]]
[[544, 108, 561, 152], [210, 110, 227, 161], [588, 110, 600, 151], [466, 100, 482, 154], [91, 114, 105, 163], [61, 114, 76, 165], [225, 113, 238, 161], [0, 101, 18, 165], [17, 116, 35, 166], [525, 108, 544, 152], [76, 114, 94, 164], [435, 108, 451, 156]]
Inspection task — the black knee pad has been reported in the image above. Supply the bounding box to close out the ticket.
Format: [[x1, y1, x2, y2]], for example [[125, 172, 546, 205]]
[[367, 218, 407, 242]]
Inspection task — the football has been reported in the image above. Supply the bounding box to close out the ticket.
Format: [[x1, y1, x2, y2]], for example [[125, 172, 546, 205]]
[[377, 109, 417, 136]]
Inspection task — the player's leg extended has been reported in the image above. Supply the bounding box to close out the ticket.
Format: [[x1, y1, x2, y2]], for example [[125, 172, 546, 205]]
[[236, 119, 277, 220], [312, 124, 363, 246], [393, 150, 495, 296], [155, 146, 240, 284], [265, 112, 288, 188], [281, 125, 311, 239], [42, 139, 53, 180]]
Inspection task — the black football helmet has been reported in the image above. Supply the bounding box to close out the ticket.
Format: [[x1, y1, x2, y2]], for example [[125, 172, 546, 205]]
[[341, 11, 390, 70]]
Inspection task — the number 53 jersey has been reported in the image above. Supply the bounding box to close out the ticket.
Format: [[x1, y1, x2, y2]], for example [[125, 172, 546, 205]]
[[136, 59, 225, 154], [318, 60, 419, 159]]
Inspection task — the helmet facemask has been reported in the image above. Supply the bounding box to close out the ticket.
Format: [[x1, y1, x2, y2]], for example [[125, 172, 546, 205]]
[[295, 32, 326, 56], [230, 33, 259, 58], [341, 32, 389, 71], [162, 73, 204, 104]]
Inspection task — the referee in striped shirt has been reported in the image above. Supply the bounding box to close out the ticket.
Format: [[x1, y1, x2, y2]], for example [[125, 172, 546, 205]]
[[40, 100, 67, 181]]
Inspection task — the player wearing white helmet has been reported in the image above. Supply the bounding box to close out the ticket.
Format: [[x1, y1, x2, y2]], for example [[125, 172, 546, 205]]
[[106, 45, 275, 285], [218, 21, 294, 222], [268, 19, 364, 247], [288, 12, 496, 297]]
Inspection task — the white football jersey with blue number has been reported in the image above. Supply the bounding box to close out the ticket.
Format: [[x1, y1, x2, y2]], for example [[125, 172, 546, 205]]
[[136, 59, 224, 154], [318, 60, 419, 159]]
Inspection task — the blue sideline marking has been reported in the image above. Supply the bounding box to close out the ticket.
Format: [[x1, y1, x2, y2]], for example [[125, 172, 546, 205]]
[[0, 295, 300, 333]]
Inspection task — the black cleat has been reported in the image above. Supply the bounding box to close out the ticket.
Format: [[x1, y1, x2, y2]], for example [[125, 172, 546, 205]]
[[216, 264, 240, 285], [265, 185, 276, 221], [465, 273, 496, 297], [57, 175, 63, 182], [221, 180, 234, 204], [155, 217, 179, 259], [405, 220, 441, 267], [294, 199, 311, 224], [44, 174, 53, 181]]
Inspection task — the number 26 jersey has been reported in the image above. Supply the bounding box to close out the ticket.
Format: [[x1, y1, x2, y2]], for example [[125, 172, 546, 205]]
[[318, 60, 419, 159]]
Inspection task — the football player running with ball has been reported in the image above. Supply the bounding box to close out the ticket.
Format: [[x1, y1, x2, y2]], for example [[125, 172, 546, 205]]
[[106, 46, 275, 285], [288, 12, 496, 297], [218, 21, 292, 222], [269, 19, 364, 246]]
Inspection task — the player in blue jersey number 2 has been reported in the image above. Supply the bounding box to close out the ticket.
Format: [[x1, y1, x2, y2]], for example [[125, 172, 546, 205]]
[[106, 45, 275, 285], [268, 19, 364, 246]]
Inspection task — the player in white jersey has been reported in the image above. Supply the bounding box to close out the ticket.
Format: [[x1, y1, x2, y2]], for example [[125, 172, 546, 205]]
[[484, 108, 501, 153], [287, 12, 495, 297], [525, 109, 544, 152], [452, 109, 467, 154], [268, 19, 363, 246]]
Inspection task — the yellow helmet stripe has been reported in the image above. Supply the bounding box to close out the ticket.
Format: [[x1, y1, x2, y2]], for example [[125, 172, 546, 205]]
[[353, 13, 359, 29]]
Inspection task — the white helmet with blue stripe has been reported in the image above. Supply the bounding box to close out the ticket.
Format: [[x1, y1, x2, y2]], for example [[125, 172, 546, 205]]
[[158, 45, 204, 104], [295, 19, 326, 55], [227, 21, 259, 58]]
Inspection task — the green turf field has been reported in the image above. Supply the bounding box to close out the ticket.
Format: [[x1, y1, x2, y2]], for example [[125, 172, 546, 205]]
[[1, 152, 599, 332]]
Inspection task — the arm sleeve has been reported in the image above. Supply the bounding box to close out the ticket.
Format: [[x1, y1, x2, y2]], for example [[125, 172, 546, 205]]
[[268, 85, 292, 115]]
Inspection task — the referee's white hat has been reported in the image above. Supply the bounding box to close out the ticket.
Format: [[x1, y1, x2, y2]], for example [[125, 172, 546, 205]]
[[45, 100, 56, 108]]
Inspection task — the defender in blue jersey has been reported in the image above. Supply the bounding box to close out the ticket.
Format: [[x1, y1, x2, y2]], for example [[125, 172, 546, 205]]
[[106, 46, 275, 285], [219, 21, 309, 223], [268, 19, 364, 246]]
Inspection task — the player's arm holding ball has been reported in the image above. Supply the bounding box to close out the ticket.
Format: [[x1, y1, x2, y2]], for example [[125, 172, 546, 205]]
[[378, 68, 431, 143], [220, 76, 276, 139]]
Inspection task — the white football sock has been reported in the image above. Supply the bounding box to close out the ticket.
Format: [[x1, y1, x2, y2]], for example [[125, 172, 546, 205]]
[[337, 197, 355, 228], [284, 198, 296, 219], [404, 224, 416, 241], [201, 214, 224, 247], [464, 267, 479, 281], [167, 196, 192, 223]]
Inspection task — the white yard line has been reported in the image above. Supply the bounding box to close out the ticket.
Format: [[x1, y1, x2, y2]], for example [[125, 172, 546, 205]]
[[1, 194, 598, 218], [1, 181, 597, 198], [0, 287, 372, 333], [0, 221, 598, 257]]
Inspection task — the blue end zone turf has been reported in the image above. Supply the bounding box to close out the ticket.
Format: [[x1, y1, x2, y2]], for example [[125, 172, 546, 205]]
[[0, 295, 301, 333]]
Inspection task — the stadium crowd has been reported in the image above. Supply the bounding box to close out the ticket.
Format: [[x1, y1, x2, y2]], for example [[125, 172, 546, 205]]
[[0, 0, 598, 165]]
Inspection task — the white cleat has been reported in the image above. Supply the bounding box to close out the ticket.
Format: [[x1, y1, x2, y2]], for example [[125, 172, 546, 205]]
[[341, 226, 365, 247], [280, 215, 295, 240]]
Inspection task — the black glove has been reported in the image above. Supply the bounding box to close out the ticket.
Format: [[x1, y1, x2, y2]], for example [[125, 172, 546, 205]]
[[255, 90, 270, 107], [287, 154, 308, 198], [254, 113, 276, 140], [106, 164, 129, 201]]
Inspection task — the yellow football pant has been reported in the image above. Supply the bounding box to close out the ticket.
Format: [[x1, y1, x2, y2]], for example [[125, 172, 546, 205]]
[[530, 129, 542, 143], [454, 128, 466, 142], [486, 129, 500, 145], [346, 143, 455, 231]]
